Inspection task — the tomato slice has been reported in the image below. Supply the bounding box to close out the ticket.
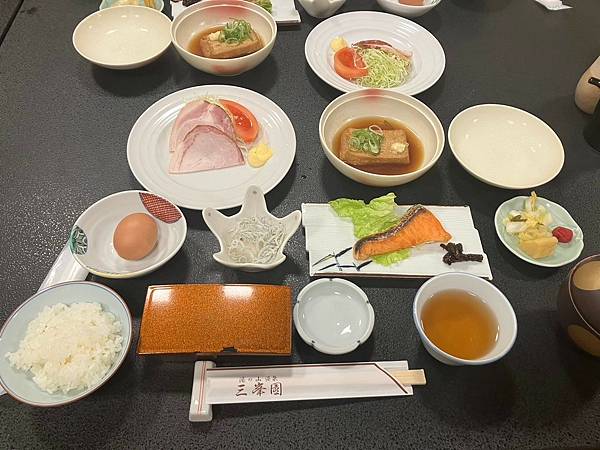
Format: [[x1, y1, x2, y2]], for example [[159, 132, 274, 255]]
[[220, 100, 260, 144], [334, 47, 368, 80]]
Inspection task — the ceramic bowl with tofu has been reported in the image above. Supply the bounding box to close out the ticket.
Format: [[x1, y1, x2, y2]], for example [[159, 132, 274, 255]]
[[171, 0, 277, 76], [319, 89, 445, 187]]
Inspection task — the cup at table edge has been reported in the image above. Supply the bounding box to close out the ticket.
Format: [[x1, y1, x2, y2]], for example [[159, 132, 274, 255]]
[[413, 272, 518, 366]]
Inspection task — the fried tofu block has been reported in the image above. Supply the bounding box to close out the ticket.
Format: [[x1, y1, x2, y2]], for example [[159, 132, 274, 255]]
[[339, 128, 410, 166], [198, 30, 263, 59]]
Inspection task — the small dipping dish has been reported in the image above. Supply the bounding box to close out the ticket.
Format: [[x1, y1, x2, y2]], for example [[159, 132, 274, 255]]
[[376, 0, 442, 18], [413, 272, 517, 366], [294, 278, 375, 355]]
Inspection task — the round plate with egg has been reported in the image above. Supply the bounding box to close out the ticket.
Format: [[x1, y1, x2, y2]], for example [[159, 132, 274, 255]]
[[304, 11, 445, 96], [127, 85, 296, 210], [69, 190, 187, 278], [494, 195, 584, 268]]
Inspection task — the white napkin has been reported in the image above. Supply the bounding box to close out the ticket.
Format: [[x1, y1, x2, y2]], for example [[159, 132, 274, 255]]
[[535, 0, 572, 10]]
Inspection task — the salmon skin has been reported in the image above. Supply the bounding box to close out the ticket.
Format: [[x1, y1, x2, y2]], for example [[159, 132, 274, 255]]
[[353, 205, 452, 260]]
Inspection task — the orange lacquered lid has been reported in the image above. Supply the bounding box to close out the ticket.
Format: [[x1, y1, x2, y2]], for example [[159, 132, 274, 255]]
[[137, 284, 292, 356]]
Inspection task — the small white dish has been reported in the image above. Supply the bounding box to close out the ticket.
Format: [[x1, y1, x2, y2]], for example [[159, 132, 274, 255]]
[[305, 11, 445, 96], [72, 6, 171, 70], [171, 0, 277, 76], [70, 190, 187, 278], [376, 0, 442, 18], [319, 89, 444, 187], [203, 186, 301, 272], [170, 0, 301, 25], [413, 272, 517, 366], [449, 104, 565, 189], [127, 85, 296, 210], [99, 0, 165, 11], [298, 0, 346, 18], [294, 278, 375, 355], [0, 281, 132, 407], [494, 195, 584, 268]]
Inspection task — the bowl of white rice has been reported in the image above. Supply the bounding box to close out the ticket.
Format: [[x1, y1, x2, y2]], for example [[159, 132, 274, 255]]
[[0, 281, 132, 407]]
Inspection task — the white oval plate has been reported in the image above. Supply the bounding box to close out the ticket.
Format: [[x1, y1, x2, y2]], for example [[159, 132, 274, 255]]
[[494, 195, 584, 268], [305, 11, 445, 95], [127, 85, 296, 210], [449, 104, 565, 189]]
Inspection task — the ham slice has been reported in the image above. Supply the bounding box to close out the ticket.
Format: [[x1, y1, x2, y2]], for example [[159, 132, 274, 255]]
[[354, 40, 413, 59], [169, 100, 235, 153], [169, 125, 244, 174]]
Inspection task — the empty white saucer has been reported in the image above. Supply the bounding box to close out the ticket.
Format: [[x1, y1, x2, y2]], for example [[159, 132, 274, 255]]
[[293, 278, 375, 355]]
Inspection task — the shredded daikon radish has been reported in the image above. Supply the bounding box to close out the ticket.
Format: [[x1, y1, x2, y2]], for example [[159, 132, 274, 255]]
[[227, 216, 286, 264]]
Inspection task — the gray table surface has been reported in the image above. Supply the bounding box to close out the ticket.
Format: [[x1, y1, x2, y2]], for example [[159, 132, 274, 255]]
[[1, 0, 599, 448]]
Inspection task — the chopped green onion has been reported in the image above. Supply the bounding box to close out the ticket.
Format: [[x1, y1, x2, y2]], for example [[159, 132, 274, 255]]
[[350, 128, 384, 155], [219, 19, 253, 45]]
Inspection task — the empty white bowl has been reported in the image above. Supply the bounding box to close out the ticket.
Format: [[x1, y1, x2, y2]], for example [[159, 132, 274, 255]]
[[319, 89, 445, 187], [203, 185, 301, 272], [70, 190, 187, 278], [171, 0, 277, 76], [0, 281, 132, 407], [449, 104, 565, 189], [298, 0, 346, 18], [294, 278, 375, 355], [73, 6, 171, 70], [99, 0, 165, 12], [376, 0, 442, 18], [413, 272, 517, 366]]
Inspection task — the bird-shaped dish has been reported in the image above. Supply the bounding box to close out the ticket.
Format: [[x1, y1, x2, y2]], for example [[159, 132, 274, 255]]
[[202, 186, 301, 272]]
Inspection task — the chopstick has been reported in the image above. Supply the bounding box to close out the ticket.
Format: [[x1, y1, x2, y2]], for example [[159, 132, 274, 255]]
[[388, 369, 426, 386]]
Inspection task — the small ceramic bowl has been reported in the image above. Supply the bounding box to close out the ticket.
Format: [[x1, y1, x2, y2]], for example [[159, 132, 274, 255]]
[[294, 278, 375, 355], [70, 190, 187, 278], [319, 89, 444, 187], [494, 195, 584, 268], [203, 186, 301, 272], [448, 104, 564, 189], [557, 254, 600, 357], [99, 0, 165, 11], [0, 281, 132, 407], [297, 0, 346, 18], [171, 0, 277, 76], [413, 272, 517, 366], [376, 0, 442, 18], [73, 6, 171, 70]]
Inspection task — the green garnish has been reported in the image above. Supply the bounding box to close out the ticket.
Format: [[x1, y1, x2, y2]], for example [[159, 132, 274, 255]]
[[355, 48, 411, 89], [219, 19, 253, 45], [349, 128, 384, 155], [251, 0, 272, 13]]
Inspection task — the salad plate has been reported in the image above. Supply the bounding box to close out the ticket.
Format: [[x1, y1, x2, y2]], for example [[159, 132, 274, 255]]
[[127, 85, 296, 210], [304, 11, 445, 96], [170, 0, 301, 24], [302, 196, 492, 279], [494, 195, 584, 267]]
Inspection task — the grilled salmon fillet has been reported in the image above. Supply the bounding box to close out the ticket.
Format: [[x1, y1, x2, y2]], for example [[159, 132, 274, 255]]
[[353, 205, 452, 260]]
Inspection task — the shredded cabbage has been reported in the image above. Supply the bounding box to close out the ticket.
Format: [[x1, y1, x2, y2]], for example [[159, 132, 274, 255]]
[[355, 48, 411, 89]]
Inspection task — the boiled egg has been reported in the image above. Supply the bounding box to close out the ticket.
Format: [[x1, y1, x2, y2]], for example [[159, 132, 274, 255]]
[[113, 213, 158, 260]]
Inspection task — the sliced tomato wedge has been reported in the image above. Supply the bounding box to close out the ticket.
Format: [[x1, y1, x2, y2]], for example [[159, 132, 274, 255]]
[[220, 99, 260, 144], [334, 47, 368, 81]]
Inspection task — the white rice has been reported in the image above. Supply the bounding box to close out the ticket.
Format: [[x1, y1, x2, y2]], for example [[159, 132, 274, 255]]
[[5, 302, 123, 394]]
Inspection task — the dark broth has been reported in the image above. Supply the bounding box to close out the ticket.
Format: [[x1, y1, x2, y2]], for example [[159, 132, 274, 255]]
[[421, 289, 499, 360], [188, 26, 223, 57], [333, 117, 424, 175]]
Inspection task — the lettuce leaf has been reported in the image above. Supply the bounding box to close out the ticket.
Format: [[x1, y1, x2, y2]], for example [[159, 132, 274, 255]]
[[329, 193, 410, 266]]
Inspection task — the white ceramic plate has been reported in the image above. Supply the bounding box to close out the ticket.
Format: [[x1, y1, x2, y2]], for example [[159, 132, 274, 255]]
[[494, 195, 584, 268], [303, 203, 493, 279], [449, 104, 565, 189], [170, 0, 301, 24], [128, 86, 296, 210], [294, 278, 374, 355], [71, 190, 187, 278], [305, 11, 445, 95], [0, 281, 132, 407], [72, 6, 171, 70]]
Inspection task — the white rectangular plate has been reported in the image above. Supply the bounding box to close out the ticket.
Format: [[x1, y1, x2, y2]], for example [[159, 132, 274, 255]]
[[171, 0, 301, 24], [302, 203, 493, 279]]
